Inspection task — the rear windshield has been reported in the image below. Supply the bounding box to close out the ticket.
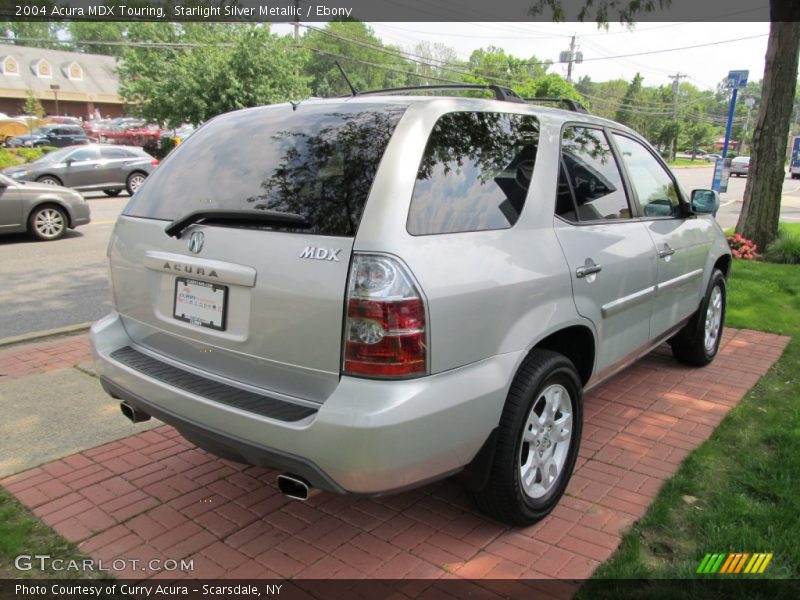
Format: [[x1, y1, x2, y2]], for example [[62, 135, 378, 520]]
[[124, 103, 406, 237]]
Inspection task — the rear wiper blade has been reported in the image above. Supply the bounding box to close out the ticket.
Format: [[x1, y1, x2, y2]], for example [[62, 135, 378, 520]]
[[165, 209, 311, 238]]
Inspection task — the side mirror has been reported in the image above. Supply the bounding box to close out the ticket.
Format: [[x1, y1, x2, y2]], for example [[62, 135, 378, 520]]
[[65, 158, 75, 166], [691, 189, 719, 216]]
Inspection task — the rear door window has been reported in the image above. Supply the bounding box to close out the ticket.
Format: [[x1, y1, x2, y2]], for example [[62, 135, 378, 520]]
[[407, 112, 539, 235], [101, 147, 134, 159], [124, 103, 406, 237], [558, 126, 631, 222], [66, 147, 98, 162]]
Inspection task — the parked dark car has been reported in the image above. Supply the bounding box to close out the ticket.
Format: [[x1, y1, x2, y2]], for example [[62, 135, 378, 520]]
[[0, 173, 90, 240], [1, 144, 158, 196], [6, 125, 91, 148]]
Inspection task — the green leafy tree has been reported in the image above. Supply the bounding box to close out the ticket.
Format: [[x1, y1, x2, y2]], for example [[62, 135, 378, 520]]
[[302, 22, 410, 96], [682, 122, 715, 160], [22, 90, 45, 118], [411, 41, 464, 85], [119, 25, 310, 127], [528, 73, 583, 103], [465, 47, 550, 94], [66, 22, 126, 56], [2, 20, 61, 49]]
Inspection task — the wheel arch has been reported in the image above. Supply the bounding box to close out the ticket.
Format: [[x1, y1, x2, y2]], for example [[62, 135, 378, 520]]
[[714, 254, 732, 279], [36, 173, 64, 185], [532, 325, 595, 386]]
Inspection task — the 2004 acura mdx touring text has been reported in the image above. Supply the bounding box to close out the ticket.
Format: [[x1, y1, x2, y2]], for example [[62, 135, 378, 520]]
[[91, 85, 731, 525]]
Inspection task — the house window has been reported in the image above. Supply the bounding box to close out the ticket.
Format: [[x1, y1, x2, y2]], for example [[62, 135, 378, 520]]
[[64, 62, 83, 81], [33, 59, 52, 78], [1, 56, 19, 76]]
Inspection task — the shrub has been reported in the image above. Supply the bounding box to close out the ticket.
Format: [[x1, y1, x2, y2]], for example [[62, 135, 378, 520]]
[[152, 136, 177, 160], [727, 233, 758, 260], [764, 228, 800, 264], [0, 147, 56, 169]]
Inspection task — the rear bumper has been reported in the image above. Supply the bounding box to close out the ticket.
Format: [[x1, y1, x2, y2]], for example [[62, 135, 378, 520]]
[[90, 312, 519, 495]]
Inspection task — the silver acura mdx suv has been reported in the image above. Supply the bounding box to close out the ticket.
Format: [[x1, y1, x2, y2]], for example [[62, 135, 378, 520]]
[[91, 86, 731, 524]]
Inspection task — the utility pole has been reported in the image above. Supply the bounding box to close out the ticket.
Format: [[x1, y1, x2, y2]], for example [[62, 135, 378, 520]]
[[293, 0, 299, 40], [559, 35, 582, 83], [668, 73, 686, 161], [566, 35, 576, 82], [739, 96, 755, 154]]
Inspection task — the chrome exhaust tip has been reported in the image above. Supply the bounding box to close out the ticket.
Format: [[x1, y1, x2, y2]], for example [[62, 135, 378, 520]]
[[277, 474, 320, 501], [120, 401, 151, 423]]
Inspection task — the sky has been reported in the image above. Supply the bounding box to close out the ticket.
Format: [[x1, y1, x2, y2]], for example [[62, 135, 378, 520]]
[[273, 19, 772, 92]]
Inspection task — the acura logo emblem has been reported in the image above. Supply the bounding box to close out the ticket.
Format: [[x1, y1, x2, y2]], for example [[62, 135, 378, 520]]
[[187, 231, 205, 254]]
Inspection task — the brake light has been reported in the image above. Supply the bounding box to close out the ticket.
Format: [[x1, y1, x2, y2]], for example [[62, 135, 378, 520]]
[[150, 159, 160, 167], [344, 254, 427, 377]]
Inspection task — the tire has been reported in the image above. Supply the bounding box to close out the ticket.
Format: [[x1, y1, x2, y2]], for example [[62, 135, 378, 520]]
[[471, 349, 583, 525], [670, 269, 727, 367], [126, 172, 147, 195], [36, 175, 62, 186], [28, 204, 68, 241], [103, 189, 122, 197]]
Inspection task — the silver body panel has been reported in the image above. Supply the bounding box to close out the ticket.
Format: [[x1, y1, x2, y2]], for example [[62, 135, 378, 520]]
[[0, 176, 90, 234], [92, 96, 731, 494]]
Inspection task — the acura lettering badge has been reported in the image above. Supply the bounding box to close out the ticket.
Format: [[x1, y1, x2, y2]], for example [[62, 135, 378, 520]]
[[187, 231, 205, 254]]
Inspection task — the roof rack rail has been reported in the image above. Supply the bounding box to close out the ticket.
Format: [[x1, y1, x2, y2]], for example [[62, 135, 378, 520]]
[[357, 84, 526, 103], [524, 98, 590, 114]]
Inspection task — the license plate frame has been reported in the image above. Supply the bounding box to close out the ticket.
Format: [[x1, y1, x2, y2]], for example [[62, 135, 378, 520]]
[[173, 277, 228, 331]]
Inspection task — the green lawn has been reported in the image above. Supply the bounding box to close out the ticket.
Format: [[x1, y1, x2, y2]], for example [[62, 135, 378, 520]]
[[668, 158, 710, 168], [0, 489, 101, 579], [583, 259, 800, 597]]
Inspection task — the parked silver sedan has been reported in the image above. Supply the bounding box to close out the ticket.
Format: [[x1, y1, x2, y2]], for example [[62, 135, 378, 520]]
[[1, 144, 158, 196], [0, 174, 90, 241]]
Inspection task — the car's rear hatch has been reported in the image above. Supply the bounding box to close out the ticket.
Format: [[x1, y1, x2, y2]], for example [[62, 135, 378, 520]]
[[109, 101, 407, 404]]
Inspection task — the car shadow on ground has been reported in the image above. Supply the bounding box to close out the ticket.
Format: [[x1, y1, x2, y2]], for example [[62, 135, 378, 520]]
[[0, 229, 85, 245]]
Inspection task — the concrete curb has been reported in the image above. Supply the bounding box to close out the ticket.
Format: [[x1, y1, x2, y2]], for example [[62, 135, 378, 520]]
[[0, 322, 93, 349]]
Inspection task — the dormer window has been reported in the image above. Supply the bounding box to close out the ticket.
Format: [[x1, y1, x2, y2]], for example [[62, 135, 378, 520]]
[[32, 58, 52, 78], [1, 56, 19, 76], [63, 61, 83, 81]]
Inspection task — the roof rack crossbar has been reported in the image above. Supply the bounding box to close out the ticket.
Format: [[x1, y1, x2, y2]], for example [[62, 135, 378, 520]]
[[357, 84, 526, 103], [523, 98, 590, 114]]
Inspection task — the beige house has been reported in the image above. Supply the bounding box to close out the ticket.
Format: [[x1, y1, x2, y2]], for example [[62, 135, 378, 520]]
[[0, 44, 124, 119]]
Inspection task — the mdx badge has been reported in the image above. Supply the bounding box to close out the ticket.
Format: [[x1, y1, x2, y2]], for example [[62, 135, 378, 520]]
[[188, 231, 205, 254], [300, 246, 341, 261]]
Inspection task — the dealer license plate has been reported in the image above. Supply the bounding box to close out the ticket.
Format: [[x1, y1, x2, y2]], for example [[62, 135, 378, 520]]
[[173, 277, 228, 331]]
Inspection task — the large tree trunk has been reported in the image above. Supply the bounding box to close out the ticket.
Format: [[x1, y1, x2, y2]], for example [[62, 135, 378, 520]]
[[735, 15, 800, 251]]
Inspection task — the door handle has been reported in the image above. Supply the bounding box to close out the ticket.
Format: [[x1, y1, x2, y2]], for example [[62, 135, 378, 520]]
[[576, 260, 602, 279], [658, 244, 676, 259]]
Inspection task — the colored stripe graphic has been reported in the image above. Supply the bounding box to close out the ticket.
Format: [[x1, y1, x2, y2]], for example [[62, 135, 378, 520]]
[[758, 553, 773, 573], [734, 553, 750, 573], [719, 553, 736, 573], [696, 554, 713, 574], [744, 554, 760, 573], [699, 553, 774, 574], [711, 553, 726, 573]]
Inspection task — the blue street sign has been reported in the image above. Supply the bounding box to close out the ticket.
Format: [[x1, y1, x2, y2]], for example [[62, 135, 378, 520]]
[[726, 70, 749, 89]]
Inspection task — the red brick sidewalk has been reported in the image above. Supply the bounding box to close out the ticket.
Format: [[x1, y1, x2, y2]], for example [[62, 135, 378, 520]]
[[0, 329, 789, 582], [0, 334, 92, 380]]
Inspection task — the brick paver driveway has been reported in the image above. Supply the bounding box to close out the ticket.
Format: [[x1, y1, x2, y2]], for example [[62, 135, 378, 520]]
[[0, 329, 789, 583]]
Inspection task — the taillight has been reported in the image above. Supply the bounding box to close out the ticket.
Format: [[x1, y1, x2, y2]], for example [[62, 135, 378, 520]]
[[343, 254, 427, 378], [151, 159, 159, 166]]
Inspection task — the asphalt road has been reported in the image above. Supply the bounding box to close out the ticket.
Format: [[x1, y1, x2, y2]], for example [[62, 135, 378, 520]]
[[0, 192, 128, 340], [1, 167, 799, 340]]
